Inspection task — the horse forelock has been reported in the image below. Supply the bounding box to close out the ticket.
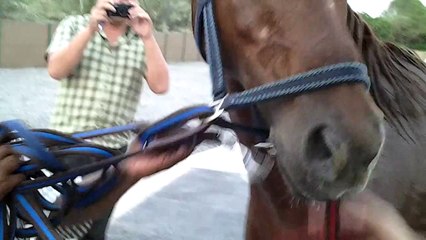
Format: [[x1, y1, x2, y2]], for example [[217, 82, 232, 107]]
[[346, 5, 426, 141]]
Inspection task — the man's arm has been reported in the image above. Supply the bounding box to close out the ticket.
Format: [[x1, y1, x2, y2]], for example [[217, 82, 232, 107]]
[[142, 35, 170, 94], [129, 3, 170, 94], [340, 191, 424, 240], [59, 171, 136, 225], [59, 141, 194, 226], [47, 27, 95, 80], [47, 0, 115, 80]]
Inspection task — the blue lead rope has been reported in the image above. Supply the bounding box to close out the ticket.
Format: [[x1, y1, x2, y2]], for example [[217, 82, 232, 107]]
[[0, 105, 218, 240]]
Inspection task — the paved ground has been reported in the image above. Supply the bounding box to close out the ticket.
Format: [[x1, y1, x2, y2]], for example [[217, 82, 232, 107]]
[[0, 63, 250, 239]]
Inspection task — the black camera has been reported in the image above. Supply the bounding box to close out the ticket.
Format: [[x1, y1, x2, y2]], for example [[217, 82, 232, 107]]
[[107, 4, 134, 18]]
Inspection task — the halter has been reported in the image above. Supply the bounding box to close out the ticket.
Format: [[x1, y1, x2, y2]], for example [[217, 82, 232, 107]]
[[194, 0, 370, 103], [194, 1, 368, 239]]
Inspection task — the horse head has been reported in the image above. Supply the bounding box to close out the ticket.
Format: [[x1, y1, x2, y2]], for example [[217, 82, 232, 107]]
[[192, 0, 387, 201]]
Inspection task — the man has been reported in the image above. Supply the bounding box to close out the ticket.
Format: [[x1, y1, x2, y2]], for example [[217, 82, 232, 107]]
[[46, 0, 169, 150], [45, 0, 169, 238], [0, 138, 195, 239]]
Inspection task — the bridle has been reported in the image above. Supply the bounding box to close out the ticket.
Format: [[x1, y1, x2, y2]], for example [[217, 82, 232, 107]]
[[193, 0, 371, 239], [194, 0, 370, 103]]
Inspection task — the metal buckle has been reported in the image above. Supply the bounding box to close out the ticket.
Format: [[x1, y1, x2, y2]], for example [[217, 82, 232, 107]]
[[244, 142, 276, 182], [254, 142, 277, 156], [202, 97, 226, 123]]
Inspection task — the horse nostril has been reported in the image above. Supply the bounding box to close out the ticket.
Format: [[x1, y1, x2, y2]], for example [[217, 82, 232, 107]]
[[305, 126, 332, 162]]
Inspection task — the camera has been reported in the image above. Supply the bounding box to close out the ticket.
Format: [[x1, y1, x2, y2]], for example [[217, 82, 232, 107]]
[[107, 4, 134, 19]]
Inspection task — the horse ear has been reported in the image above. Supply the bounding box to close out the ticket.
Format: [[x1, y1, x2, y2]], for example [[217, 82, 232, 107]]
[[346, 6, 426, 140]]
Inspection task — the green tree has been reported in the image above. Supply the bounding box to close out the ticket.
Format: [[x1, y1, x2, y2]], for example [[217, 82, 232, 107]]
[[359, 0, 426, 50], [384, 0, 426, 49], [360, 13, 394, 41], [141, 0, 191, 32], [0, 0, 192, 31]]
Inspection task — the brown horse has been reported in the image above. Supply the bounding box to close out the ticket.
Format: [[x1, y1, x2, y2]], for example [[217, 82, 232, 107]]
[[191, 0, 426, 239]]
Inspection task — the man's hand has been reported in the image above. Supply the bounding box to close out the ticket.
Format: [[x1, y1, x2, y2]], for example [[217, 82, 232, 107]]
[[128, 1, 154, 40], [0, 145, 25, 200], [88, 0, 116, 32], [119, 137, 195, 183], [340, 190, 422, 239]]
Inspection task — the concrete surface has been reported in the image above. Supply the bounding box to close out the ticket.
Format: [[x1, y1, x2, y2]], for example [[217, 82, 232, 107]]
[[0, 62, 250, 240]]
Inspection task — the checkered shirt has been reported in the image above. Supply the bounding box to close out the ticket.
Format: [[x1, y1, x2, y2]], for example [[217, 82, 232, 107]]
[[29, 14, 147, 240], [46, 14, 146, 149]]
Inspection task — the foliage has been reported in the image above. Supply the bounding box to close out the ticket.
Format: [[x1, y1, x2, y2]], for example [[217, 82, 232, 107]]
[[0, 0, 426, 50], [140, 0, 191, 32], [0, 0, 191, 31], [359, 0, 426, 50]]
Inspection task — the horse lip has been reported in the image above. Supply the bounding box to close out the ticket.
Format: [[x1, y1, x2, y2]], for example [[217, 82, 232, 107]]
[[277, 161, 364, 201], [276, 163, 328, 200], [276, 162, 309, 199]]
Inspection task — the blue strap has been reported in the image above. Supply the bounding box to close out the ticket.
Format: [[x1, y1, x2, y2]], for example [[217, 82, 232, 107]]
[[195, 0, 226, 100], [15, 164, 39, 174], [15, 227, 38, 239], [56, 146, 116, 158], [194, 0, 212, 55], [1, 120, 64, 171], [0, 202, 6, 239], [74, 174, 119, 208], [15, 194, 60, 240], [36, 192, 61, 211], [72, 122, 140, 139], [221, 62, 370, 110], [33, 131, 80, 145], [203, 2, 226, 100], [139, 106, 214, 147]]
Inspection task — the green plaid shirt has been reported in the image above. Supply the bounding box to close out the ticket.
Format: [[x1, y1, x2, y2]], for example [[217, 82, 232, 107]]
[[46, 15, 146, 149]]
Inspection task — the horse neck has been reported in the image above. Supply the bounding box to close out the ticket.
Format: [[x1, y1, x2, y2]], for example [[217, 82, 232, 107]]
[[224, 77, 326, 237], [224, 69, 330, 240], [247, 165, 330, 239]]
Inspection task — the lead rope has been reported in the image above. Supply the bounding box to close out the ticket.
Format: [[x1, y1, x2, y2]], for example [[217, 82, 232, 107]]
[[327, 200, 340, 240], [0, 105, 223, 239]]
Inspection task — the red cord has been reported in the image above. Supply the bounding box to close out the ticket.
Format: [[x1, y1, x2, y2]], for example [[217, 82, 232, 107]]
[[327, 200, 340, 240]]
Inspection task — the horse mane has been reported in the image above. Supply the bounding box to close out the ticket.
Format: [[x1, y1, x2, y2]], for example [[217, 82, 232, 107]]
[[347, 6, 426, 140]]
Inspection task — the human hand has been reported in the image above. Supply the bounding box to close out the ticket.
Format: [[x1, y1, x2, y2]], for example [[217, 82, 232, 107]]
[[127, 1, 154, 40], [0, 145, 25, 200], [88, 0, 116, 32], [119, 135, 196, 183], [340, 190, 421, 239]]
